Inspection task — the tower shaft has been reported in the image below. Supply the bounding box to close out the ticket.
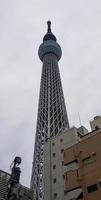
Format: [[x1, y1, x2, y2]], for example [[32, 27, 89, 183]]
[[38, 53, 69, 138]]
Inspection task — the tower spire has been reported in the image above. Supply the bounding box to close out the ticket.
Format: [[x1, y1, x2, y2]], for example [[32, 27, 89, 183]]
[[43, 21, 56, 42], [47, 21, 51, 32]]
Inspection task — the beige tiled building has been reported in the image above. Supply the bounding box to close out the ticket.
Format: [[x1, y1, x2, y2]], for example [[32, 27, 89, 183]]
[[44, 126, 86, 200]]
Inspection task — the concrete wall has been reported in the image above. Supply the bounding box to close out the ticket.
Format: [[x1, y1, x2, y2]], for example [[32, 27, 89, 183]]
[[44, 127, 81, 200]]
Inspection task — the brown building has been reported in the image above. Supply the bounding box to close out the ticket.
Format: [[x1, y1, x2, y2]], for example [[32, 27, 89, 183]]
[[64, 128, 101, 200]]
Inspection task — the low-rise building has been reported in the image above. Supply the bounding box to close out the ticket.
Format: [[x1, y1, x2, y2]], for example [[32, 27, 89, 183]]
[[0, 170, 10, 200], [0, 169, 33, 200], [64, 128, 101, 200], [44, 126, 86, 200]]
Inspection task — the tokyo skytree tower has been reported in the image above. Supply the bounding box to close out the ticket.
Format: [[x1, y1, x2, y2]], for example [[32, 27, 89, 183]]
[[31, 21, 70, 200]]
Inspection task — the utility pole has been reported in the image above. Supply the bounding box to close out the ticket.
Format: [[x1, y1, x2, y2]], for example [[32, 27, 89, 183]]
[[7, 157, 22, 200]]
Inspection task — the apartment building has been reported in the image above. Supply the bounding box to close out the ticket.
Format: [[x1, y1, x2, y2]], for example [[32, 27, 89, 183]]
[[64, 128, 101, 200]]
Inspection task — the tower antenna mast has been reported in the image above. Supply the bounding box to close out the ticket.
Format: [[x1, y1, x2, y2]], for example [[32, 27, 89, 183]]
[[78, 112, 82, 127]]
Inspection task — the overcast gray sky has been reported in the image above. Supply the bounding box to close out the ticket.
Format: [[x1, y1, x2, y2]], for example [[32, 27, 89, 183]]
[[0, 0, 101, 187]]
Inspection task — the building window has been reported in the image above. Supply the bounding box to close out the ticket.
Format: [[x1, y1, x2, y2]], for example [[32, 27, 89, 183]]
[[61, 149, 64, 153], [60, 138, 63, 142], [64, 188, 82, 198], [92, 152, 96, 161], [82, 156, 92, 165], [53, 165, 56, 169], [98, 179, 101, 185], [87, 184, 98, 193], [54, 193, 57, 199], [52, 142, 55, 146], [53, 153, 56, 157], [53, 178, 57, 183], [64, 190, 68, 195], [64, 159, 78, 172]]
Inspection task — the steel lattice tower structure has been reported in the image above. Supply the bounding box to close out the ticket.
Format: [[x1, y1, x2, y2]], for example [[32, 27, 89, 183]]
[[31, 21, 70, 200]]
